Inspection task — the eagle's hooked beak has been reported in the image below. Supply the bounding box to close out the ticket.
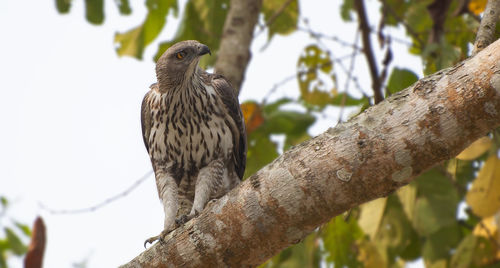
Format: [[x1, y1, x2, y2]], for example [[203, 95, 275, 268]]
[[198, 44, 211, 56]]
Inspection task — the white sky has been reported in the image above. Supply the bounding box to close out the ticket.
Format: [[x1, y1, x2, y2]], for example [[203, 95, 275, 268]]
[[0, 0, 422, 267]]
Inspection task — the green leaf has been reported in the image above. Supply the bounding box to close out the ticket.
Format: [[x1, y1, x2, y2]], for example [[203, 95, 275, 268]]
[[262, 98, 293, 114], [386, 68, 418, 94], [5, 228, 27, 256], [284, 132, 310, 151], [374, 195, 420, 260], [263, 109, 315, 151], [154, 0, 228, 66], [115, 26, 144, 59], [329, 92, 368, 107], [115, 0, 178, 59], [322, 216, 363, 268], [450, 234, 476, 268], [264, 110, 315, 136], [405, 1, 432, 38], [261, 233, 321, 268], [297, 45, 339, 109], [244, 133, 279, 179], [262, 0, 299, 39], [85, 0, 104, 25], [446, 158, 476, 198], [413, 168, 459, 236], [422, 224, 462, 263], [116, 0, 132, 15], [56, 0, 72, 13], [451, 234, 497, 268], [340, 0, 354, 21], [357, 240, 387, 267], [14, 222, 32, 237], [0, 196, 8, 208], [382, 0, 408, 26], [422, 40, 461, 75], [0, 251, 6, 268]]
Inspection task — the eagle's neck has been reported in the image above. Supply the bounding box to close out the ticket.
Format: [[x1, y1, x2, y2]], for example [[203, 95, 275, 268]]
[[160, 68, 211, 119], [157, 66, 205, 93]]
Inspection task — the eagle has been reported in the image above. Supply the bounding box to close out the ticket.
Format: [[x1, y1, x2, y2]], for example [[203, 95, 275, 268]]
[[141, 40, 247, 245]]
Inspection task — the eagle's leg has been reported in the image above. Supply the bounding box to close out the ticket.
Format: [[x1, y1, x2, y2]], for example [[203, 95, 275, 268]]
[[181, 159, 225, 224], [144, 172, 179, 247]]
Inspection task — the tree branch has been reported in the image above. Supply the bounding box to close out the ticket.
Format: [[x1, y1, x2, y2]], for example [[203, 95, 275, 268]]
[[354, 0, 384, 104], [214, 0, 263, 94], [121, 39, 500, 267], [472, 0, 500, 55]]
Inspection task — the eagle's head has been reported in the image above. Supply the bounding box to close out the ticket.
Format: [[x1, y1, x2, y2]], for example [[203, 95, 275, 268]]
[[156, 40, 211, 90]]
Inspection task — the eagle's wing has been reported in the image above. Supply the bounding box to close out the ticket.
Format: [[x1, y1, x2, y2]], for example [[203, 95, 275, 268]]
[[211, 75, 247, 180], [141, 85, 154, 153]]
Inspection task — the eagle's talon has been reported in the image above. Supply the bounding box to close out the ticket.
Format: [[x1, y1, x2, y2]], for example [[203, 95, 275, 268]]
[[144, 226, 176, 248], [175, 215, 188, 225], [144, 235, 160, 248]]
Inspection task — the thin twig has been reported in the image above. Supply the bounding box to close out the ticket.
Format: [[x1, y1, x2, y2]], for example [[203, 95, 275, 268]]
[[354, 0, 384, 104], [297, 27, 363, 51], [380, 37, 393, 96], [262, 53, 369, 106], [302, 19, 368, 97], [472, 0, 500, 55], [39, 170, 154, 214]]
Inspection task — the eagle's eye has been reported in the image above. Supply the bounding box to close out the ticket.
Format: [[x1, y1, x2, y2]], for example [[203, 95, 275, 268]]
[[176, 51, 185, 59]]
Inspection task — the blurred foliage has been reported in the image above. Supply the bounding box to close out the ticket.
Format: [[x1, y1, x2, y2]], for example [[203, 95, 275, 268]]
[[115, 0, 178, 59], [262, 0, 299, 39], [0, 196, 31, 268], [55, 0, 500, 267], [153, 0, 227, 66]]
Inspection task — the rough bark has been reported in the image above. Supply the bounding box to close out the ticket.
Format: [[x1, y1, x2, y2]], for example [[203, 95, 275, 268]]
[[214, 0, 262, 94], [121, 39, 500, 267], [472, 0, 500, 55]]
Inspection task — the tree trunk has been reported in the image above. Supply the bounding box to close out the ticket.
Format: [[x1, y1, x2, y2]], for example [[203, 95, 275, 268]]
[[121, 39, 500, 267], [214, 0, 263, 94]]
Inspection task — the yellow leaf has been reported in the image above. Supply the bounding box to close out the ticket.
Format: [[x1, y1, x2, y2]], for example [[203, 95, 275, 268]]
[[396, 184, 417, 222], [469, 0, 488, 15], [426, 259, 447, 268], [473, 216, 498, 238], [466, 155, 500, 217], [358, 197, 387, 238], [456, 136, 492, 160], [240, 102, 264, 134], [473, 215, 500, 264]]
